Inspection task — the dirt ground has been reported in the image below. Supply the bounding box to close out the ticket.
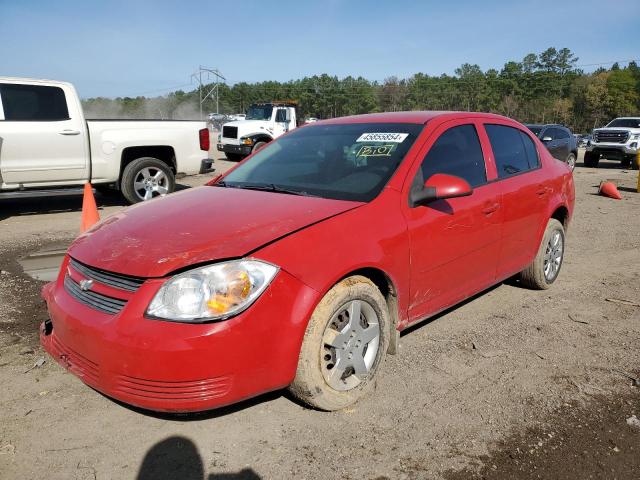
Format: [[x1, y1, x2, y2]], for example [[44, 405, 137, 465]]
[[1, 151, 639, 480]]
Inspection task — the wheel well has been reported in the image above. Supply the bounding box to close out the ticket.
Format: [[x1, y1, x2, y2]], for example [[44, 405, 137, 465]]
[[341, 267, 400, 355], [250, 134, 273, 145], [120, 146, 176, 179], [551, 205, 569, 230]]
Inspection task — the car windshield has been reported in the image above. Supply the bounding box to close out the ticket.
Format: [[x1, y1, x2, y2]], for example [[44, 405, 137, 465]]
[[526, 126, 543, 136], [219, 123, 424, 202], [606, 118, 640, 128], [246, 106, 273, 121]]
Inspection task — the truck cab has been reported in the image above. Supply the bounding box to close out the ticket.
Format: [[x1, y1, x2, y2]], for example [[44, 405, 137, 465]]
[[217, 102, 298, 161]]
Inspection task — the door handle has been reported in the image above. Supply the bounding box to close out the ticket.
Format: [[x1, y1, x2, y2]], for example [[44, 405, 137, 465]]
[[59, 130, 80, 136], [482, 202, 500, 215], [536, 186, 550, 196]]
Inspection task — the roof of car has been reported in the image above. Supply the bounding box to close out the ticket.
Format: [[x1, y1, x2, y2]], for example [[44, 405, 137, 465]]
[[317, 111, 515, 125], [524, 123, 565, 128]]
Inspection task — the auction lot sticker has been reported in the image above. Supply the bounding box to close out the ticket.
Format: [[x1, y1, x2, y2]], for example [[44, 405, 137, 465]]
[[356, 133, 408, 143]]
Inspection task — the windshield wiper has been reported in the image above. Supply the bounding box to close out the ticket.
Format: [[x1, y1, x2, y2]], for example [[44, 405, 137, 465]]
[[234, 183, 314, 197]]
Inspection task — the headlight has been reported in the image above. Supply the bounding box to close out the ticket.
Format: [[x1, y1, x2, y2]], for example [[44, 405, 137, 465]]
[[241, 137, 253, 145], [631, 134, 640, 140], [147, 260, 278, 322]]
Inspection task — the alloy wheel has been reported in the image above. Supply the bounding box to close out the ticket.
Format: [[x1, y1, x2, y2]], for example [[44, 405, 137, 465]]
[[133, 167, 169, 201], [543, 230, 563, 281]]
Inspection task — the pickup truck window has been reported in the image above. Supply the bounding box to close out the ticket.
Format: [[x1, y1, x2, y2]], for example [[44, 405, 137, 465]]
[[415, 124, 487, 188], [0, 83, 70, 121], [246, 106, 273, 121], [220, 123, 423, 202], [606, 118, 640, 128], [486, 124, 534, 178]]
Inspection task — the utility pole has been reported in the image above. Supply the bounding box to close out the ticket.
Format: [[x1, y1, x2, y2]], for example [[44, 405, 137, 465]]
[[191, 66, 226, 120]]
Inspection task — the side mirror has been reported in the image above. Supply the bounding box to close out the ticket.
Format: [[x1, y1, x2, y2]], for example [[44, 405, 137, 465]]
[[410, 173, 472, 207], [542, 136, 552, 142]]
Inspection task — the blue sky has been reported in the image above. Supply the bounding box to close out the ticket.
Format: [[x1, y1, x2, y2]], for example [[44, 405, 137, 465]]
[[1, 0, 638, 98]]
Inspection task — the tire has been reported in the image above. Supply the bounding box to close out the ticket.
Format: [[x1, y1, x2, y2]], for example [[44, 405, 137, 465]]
[[252, 141, 267, 153], [289, 275, 390, 411], [519, 219, 565, 290], [621, 156, 631, 168], [120, 157, 175, 204], [566, 152, 576, 171], [583, 151, 599, 168], [225, 153, 243, 162]]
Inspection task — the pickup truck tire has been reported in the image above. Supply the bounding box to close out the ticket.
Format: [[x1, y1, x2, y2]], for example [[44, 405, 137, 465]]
[[252, 141, 267, 153], [583, 151, 600, 168], [289, 275, 390, 411], [519, 219, 565, 290], [566, 152, 576, 171], [121, 157, 175, 204]]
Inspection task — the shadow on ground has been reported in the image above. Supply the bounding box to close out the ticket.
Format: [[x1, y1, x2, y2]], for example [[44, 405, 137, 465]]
[[137, 436, 261, 480]]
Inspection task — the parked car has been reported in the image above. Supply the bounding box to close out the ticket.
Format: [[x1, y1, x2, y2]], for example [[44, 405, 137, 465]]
[[525, 124, 578, 171], [41, 111, 575, 413], [0, 78, 213, 204], [585, 117, 640, 169], [305, 117, 319, 123]]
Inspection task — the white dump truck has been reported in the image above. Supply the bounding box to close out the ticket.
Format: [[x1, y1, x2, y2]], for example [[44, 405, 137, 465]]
[[216, 102, 300, 161], [0, 77, 213, 203]]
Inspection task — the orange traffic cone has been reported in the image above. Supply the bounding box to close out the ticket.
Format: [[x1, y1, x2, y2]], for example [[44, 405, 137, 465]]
[[599, 181, 622, 200], [80, 183, 100, 232]]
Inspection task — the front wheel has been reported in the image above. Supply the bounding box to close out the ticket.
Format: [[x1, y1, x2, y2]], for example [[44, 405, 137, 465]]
[[519, 218, 565, 289], [289, 276, 390, 411], [566, 152, 576, 171], [121, 157, 175, 204], [583, 151, 600, 168]]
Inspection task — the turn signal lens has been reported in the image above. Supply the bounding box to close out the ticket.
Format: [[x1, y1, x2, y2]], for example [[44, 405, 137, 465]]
[[242, 138, 253, 145], [147, 260, 278, 322]]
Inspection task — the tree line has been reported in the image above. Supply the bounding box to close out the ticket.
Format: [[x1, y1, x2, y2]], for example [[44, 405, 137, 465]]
[[82, 48, 640, 133]]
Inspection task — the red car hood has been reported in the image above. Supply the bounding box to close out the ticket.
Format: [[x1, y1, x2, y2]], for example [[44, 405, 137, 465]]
[[69, 186, 362, 277]]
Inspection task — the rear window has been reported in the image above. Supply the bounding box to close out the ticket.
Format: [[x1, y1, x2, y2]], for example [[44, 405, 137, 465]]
[[0, 83, 70, 121], [486, 124, 537, 178]]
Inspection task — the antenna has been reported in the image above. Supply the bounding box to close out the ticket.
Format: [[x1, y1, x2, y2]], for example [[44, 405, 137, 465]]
[[191, 66, 226, 120]]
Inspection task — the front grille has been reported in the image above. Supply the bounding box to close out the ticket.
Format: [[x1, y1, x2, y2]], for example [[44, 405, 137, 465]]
[[114, 374, 232, 402], [64, 275, 127, 315], [69, 258, 144, 292], [222, 126, 238, 139], [594, 130, 629, 144]]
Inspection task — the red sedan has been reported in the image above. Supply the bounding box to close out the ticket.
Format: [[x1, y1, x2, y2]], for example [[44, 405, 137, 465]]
[[41, 111, 575, 412]]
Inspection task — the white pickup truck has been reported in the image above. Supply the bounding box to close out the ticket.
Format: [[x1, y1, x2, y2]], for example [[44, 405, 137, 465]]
[[0, 77, 213, 204], [216, 102, 299, 161], [585, 117, 640, 169]]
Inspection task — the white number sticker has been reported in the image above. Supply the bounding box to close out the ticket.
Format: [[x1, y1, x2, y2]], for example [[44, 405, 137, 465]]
[[356, 132, 408, 143]]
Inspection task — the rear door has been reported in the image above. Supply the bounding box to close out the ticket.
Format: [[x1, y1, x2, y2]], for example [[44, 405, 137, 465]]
[[483, 123, 548, 279], [402, 120, 503, 322], [0, 82, 88, 186]]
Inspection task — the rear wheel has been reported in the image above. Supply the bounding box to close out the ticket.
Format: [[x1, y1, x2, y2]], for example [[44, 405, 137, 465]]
[[566, 152, 576, 171], [519, 219, 565, 290], [583, 151, 600, 168], [121, 157, 175, 204], [289, 276, 390, 411]]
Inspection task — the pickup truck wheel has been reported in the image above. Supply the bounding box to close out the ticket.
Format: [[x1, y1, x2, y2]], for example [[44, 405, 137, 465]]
[[621, 156, 631, 168], [566, 153, 576, 171], [121, 157, 175, 204], [252, 141, 267, 153], [583, 151, 600, 168], [289, 276, 390, 411], [519, 219, 565, 290]]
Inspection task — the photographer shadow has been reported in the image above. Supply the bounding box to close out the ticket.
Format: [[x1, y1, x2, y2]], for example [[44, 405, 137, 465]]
[[137, 436, 260, 480]]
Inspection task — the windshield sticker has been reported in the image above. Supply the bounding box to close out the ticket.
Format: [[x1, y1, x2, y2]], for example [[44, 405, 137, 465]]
[[356, 132, 409, 143], [356, 144, 395, 157]]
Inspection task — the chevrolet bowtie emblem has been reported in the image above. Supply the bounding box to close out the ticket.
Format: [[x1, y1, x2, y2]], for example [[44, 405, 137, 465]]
[[79, 279, 94, 291]]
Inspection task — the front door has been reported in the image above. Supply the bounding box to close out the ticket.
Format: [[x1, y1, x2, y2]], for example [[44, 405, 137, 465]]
[[0, 82, 88, 186], [403, 120, 503, 322]]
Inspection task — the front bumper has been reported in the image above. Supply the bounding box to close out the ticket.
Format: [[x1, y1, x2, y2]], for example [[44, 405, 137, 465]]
[[586, 142, 638, 155], [217, 143, 252, 156], [41, 257, 319, 413]]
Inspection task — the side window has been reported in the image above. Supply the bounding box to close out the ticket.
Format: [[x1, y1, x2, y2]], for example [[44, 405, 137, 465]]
[[0, 83, 69, 121], [275, 109, 287, 122], [520, 131, 540, 168], [556, 128, 570, 140], [485, 124, 531, 178], [416, 124, 487, 188]]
